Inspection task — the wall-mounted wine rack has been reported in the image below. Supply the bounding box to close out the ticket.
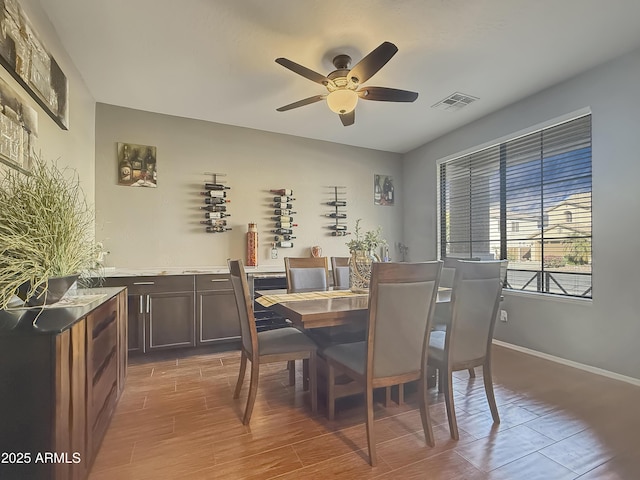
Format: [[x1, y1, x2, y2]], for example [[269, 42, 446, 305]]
[[200, 173, 231, 233], [326, 186, 350, 237], [270, 188, 296, 248]]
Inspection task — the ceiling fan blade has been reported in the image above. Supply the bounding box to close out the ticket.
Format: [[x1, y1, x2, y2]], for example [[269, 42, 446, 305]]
[[348, 41, 398, 85], [276, 95, 325, 112], [358, 86, 418, 102], [339, 110, 355, 127], [275, 58, 333, 86]]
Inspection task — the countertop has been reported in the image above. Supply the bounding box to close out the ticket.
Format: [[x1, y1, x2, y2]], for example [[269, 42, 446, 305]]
[[101, 265, 285, 277]]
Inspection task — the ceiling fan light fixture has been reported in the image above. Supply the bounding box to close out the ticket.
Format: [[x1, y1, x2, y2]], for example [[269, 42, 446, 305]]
[[326, 89, 358, 114]]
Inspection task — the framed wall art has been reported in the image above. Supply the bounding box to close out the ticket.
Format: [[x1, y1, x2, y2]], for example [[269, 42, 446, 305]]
[[117, 142, 157, 187], [0, 75, 37, 173], [0, 0, 69, 130], [374, 174, 394, 206]]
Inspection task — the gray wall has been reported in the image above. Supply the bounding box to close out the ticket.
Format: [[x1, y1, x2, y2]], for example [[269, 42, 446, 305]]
[[95, 104, 402, 268], [403, 46, 640, 380], [0, 0, 95, 205]]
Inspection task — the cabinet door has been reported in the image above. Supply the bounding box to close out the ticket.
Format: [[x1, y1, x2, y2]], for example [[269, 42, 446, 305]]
[[127, 293, 145, 353], [197, 290, 241, 345], [146, 291, 195, 351]]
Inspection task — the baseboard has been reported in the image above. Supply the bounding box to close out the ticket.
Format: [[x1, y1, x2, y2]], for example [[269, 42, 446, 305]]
[[492, 339, 640, 387]]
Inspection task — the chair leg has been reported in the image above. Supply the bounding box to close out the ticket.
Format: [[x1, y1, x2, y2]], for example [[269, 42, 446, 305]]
[[302, 358, 309, 391], [365, 385, 377, 466], [309, 352, 317, 414], [243, 360, 260, 425], [468, 367, 476, 378], [418, 376, 435, 447], [384, 386, 392, 407], [438, 368, 444, 393], [327, 364, 336, 420], [443, 366, 459, 440], [397, 383, 404, 406], [483, 360, 500, 423], [233, 351, 247, 399], [288, 360, 296, 386]]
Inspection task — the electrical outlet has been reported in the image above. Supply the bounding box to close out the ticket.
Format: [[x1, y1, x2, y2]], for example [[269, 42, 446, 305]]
[[500, 310, 508, 322], [270, 247, 278, 259]]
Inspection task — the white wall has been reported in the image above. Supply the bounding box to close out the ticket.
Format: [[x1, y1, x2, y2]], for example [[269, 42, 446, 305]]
[[403, 47, 640, 380], [95, 104, 403, 268], [0, 0, 95, 207]]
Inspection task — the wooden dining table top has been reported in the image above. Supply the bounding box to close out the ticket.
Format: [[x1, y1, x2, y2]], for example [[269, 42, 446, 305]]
[[255, 287, 452, 329]]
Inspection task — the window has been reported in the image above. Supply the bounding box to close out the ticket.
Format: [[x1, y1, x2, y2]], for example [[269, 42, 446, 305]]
[[439, 114, 592, 298]]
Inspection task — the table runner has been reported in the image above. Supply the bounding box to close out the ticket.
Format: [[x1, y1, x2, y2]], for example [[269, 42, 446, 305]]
[[255, 289, 368, 308]]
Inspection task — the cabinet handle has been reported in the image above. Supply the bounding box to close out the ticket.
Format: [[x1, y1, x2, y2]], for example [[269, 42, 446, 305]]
[[146, 295, 150, 313], [139, 295, 144, 314], [133, 281, 155, 285], [210, 279, 229, 282]]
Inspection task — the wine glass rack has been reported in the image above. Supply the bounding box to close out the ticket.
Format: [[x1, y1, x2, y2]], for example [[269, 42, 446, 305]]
[[200, 172, 231, 233], [326, 186, 349, 237], [270, 188, 295, 248]]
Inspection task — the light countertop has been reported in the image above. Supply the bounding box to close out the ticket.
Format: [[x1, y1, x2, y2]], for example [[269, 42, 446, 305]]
[[101, 265, 285, 277]]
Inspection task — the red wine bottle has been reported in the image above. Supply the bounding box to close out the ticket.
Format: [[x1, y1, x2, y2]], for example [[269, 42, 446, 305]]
[[205, 197, 231, 205], [201, 190, 227, 197], [204, 212, 230, 219], [328, 224, 347, 230], [275, 222, 298, 228], [274, 209, 296, 215], [326, 212, 347, 218], [273, 202, 293, 209], [205, 183, 231, 190], [331, 231, 351, 237], [276, 241, 293, 248], [271, 215, 294, 222], [201, 204, 227, 212], [274, 235, 296, 241], [270, 189, 293, 196], [272, 228, 293, 234], [326, 200, 346, 206], [273, 196, 295, 202], [206, 226, 232, 233], [201, 219, 228, 226]]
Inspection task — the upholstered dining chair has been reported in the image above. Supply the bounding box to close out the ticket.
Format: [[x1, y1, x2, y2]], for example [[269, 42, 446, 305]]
[[322, 261, 442, 466], [228, 259, 318, 425], [284, 257, 330, 293], [330, 257, 350, 289], [428, 260, 505, 440]]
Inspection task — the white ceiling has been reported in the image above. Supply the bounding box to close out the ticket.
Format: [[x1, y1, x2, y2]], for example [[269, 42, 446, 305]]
[[40, 0, 640, 153]]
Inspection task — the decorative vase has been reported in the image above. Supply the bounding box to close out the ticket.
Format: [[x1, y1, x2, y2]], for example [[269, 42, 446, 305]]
[[349, 250, 375, 293], [246, 222, 258, 266], [16, 274, 79, 307]]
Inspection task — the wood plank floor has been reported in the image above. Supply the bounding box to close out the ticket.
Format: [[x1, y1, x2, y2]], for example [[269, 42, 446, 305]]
[[89, 345, 640, 479]]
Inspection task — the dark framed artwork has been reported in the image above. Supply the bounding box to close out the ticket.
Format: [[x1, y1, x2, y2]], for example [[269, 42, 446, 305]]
[[0, 0, 69, 130], [374, 174, 395, 206], [117, 142, 157, 187], [0, 75, 37, 173]]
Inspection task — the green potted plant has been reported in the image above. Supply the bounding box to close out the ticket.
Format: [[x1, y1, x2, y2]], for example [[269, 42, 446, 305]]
[[346, 219, 387, 292], [0, 158, 101, 309]]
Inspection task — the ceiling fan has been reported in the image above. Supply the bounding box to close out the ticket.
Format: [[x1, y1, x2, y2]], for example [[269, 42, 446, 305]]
[[275, 41, 418, 126]]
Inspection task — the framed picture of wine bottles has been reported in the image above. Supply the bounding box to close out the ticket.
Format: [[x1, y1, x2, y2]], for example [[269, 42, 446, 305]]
[[117, 142, 157, 187], [374, 174, 395, 206]]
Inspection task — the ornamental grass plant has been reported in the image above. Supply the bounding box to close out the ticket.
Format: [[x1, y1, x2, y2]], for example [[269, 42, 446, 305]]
[[0, 159, 99, 309]]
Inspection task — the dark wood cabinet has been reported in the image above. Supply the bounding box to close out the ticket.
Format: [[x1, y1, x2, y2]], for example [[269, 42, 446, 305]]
[[196, 274, 240, 345], [0, 288, 126, 480]]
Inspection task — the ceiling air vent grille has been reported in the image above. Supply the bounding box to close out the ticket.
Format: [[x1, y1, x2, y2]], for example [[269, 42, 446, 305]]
[[431, 92, 478, 111]]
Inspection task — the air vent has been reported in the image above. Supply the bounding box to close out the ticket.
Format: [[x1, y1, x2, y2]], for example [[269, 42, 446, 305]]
[[431, 92, 478, 111]]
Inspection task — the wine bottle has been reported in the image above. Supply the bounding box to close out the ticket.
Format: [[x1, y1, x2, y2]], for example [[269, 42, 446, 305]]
[[204, 212, 230, 219], [271, 215, 294, 222], [387, 181, 394, 203], [325, 212, 347, 218], [201, 190, 226, 198], [274, 209, 297, 215], [272, 228, 293, 234], [331, 231, 351, 237], [200, 205, 227, 212], [275, 222, 298, 228], [276, 241, 293, 248], [272, 195, 295, 202], [326, 200, 346, 207], [270, 189, 293, 196], [383, 176, 391, 203], [328, 224, 347, 230], [200, 219, 228, 226], [374, 178, 382, 203], [274, 235, 296, 241], [205, 183, 230, 191], [206, 226, 232, 233], [205, 197, 231, 205], [273, 203, 293, 209]]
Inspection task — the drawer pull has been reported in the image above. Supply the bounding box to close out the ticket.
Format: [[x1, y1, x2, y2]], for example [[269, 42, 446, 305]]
[[133, 281, 155, 285], [210, 279, 229, 282]]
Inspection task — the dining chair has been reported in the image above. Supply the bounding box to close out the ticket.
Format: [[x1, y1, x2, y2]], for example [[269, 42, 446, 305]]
[[330, 257, 350, 289], [284, 257, 330, 293], [322, 261, 442, 466], [428, 260, 505, 440], [228, 259, 318, 424]]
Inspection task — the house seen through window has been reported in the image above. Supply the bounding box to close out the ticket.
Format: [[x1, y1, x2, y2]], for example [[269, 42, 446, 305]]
[[439, 114, 592, 298]]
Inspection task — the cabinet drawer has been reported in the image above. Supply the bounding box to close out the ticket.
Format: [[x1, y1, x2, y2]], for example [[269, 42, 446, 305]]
[[105, 275, 195, 293], [196, 274, 232, 291]]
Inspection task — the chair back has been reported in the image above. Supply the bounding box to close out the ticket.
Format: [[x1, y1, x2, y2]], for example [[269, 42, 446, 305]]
[[447, 260, 506, 365], [366, 261, 442, 379], [284, 257, 329, 292], [228, 259, 258, 356], [440, 257, 480, 288], [330, 257, 350, 288]]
